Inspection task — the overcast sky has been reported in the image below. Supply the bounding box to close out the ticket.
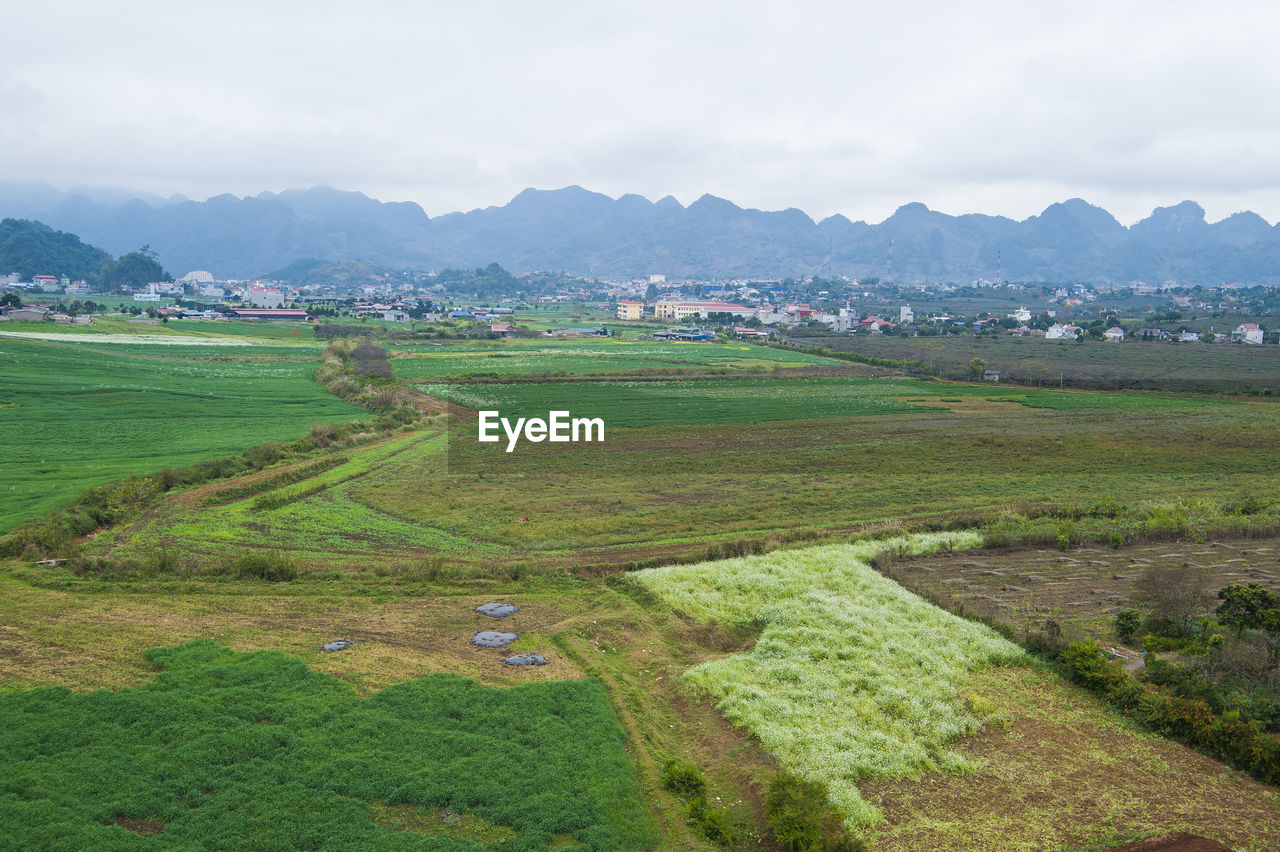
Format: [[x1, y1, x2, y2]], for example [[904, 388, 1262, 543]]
[[3, 1, 1277, 225]]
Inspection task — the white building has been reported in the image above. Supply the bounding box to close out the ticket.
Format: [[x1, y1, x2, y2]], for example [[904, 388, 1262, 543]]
[[248, 288, 285, 308], [899, 305, 914, 324], [1232, 323, 1264, 344]]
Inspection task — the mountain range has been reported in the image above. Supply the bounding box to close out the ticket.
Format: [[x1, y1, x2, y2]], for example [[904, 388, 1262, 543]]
[[2, 182, 1278, 284]]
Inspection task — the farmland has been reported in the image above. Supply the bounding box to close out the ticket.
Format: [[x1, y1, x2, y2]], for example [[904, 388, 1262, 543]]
[[390, 338, 842, 381], [0, 336, 364, 531], [82, 375, 1280, 572], [878, 538, 1280, 643], [0, 640, 655, 851], [3, 319, 1280, 850], [4, 546, 1279, 850], [789, 332, 1280, 394], [635, 535, 1025, 828]]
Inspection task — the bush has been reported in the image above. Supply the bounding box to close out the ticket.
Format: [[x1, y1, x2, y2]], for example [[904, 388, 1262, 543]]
[[1059, 641, 1128, 695], [232, 552, 299, 582], [766, 771, 864, 852], [687, 797, 736, 846], [661, 760, 707, 800], [1114, 610, 1142, 642]]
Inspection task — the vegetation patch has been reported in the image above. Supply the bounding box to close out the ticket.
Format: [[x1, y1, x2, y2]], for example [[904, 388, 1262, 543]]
[[635, 534, 1026, 829], [0, 337, 365, 532], [0, 640, 655, 850]]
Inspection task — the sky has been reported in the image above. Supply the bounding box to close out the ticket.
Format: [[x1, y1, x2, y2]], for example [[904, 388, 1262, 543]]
[[2, 1, 1278, 226]]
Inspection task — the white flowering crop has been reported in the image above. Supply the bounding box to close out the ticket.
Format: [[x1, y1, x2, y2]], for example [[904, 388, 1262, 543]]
[[634, 533, 1026, 828]]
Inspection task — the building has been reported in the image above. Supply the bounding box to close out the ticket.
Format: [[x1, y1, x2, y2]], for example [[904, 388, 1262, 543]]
[[654, 300, 753, 320], [616, 300, 644, 321], [132, 293, 162, 302], [247, 288, 286, 309], [227, 308, 309, 321], [1232, 323, 1264, 344], [899, 305, 914, 324], [383, 309, 410, 322], [3, 306, 51, 322], [1103, 327, 1125, 342]]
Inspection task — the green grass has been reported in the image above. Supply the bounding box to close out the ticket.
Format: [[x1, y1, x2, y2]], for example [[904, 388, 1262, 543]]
[[634, 535, 1026, 830], [0, 640, 655, 851], [93, 381, 1279, 570], [0, 338, 365, 532], [790, 333, 1280, 394], [425, 375, 1229, 427], [391, 338, 838, 380]]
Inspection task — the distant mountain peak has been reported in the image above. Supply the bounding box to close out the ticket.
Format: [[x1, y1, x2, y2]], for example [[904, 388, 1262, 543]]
[[1, 181, 1277, 283]]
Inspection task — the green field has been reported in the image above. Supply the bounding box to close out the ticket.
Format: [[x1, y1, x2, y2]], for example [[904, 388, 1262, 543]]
[[0, 337, 364, 531], [0, 640, 655, 851], [391, 338, 840, 381], [82, 374, 1279, 573], [791, 332, 1280, 394], [426, 375, 1227, 427], [6, 314, 1280, 851]]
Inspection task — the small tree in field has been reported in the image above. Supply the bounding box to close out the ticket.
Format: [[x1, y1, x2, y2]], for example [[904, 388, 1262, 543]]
[[968, 357, 986, 379], [1132, 563, 1214, 635]]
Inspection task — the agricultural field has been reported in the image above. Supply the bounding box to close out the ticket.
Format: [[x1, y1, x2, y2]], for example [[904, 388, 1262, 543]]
[[634, 535, 1025, 827], [4, 315, 1280, 850], [390, 338, 842, 381], [0, 336, 364, 531], [0, 640, 655, 851], [85, 377, 1280, 572], [791, 332, 1280, 394], [4, 542, 1278, 850], [880, 539, 1280, 642]]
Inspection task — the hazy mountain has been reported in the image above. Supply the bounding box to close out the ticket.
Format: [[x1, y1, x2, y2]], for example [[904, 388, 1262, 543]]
[[2, 182, 1278, 283]]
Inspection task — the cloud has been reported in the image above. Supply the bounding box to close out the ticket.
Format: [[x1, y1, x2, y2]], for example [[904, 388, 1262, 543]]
[[2, 1, 1278, 225]]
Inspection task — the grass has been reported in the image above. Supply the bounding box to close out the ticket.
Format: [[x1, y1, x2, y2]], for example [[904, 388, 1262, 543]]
[[859, 664, 1280, 851], [634, 534, 1027, 829], [790, 333, 1280, 394], [391, 338, 840, 381], [5, 555, 1279, 850], [424, 375, 1231, 428], [0, 640, 656, 851], [0, 337, 365, 532], [84, 382, 1280, 572]]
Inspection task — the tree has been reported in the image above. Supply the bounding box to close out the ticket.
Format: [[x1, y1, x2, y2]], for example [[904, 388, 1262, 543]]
[[100, 247, 171, 292], [968, 357, 987, 379], [0, 292, 21, 308], [1132, 563, 1214, 635], [1216, 583, 1278, 638]]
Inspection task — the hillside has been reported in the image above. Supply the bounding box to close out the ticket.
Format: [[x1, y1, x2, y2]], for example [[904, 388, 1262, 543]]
[[0, 218, 112, 281], [4, 183, 1280, 283]]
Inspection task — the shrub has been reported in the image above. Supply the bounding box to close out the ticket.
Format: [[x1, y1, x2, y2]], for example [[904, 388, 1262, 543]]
[[232, 552, 299, 582], [660, 760, 707, 800], [1059, 641, 1128, 695], [1114, 610, 1142, 642], [766, 771, 865, 852], [687, 798, 736, 846]]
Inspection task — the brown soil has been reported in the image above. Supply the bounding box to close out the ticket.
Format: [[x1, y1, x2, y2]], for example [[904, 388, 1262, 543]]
[[1107, 833, 1232, 851], [882, 537, 1280, 638], [115, 817, 163, 835]]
